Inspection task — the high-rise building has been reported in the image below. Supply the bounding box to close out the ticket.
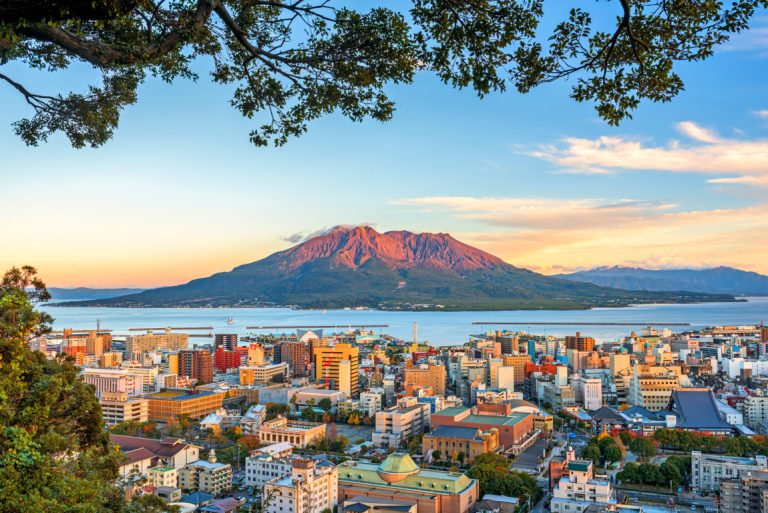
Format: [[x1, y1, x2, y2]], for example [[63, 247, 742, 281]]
[[627, 364, 682, 411], [315, 344, 359, 397], [501, 355, 529, 386], [609, 353, 630, 377], [280, 340, 310, 377], [565, 332, 595, 352], [721, 469, 768, 513], [496, 366, 515, 392], [62, 329, 112, 357], [213, 346, 241, 372], [214, 333, 238, 351], [82, 368, 144, 398], [404, 363, 446, 397], [372, 397, 431, 448], [179, 349, 214, 384], [127, 330, 188, 356]]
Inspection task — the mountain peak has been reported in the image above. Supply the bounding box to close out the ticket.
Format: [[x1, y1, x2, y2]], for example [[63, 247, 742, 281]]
[[272, 225, 506, 273]]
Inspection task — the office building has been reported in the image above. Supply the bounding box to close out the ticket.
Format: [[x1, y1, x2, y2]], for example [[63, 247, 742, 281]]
[[691, 451, 768, 491], [431, 405, 535, 454], [280, 340, 311, 377], [100, 391, 149, 426], [627, 365, 682, 411], [496, 366, 515, 392], [405, 362, 446, 397], [315, 343, 359, 397], [501, 355, 530, 386], [145, 389, 224, 422], [82, 368, 144, 398], [422, 426, 499, 464], [257, 417, 327, 448], [566, 333, 595, 352], [239, 362, 289, 385]]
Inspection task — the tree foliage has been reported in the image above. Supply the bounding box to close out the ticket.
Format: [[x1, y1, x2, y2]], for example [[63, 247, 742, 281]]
[[1, 1, 765, 148], [628, 436, 657, 461], [466, 452, 541, 500], [0, 266, 176, 512]]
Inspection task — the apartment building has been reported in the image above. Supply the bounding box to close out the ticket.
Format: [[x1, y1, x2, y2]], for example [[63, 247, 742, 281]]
[[127, 330, 188, 356], [280, 340, 311, 377], [263, 459, 338, 513], [240, 363, 289, 385], [566, 333, 595, 352], [501, 355, 530, 386], [550, 460, 613, 513], [214, 333, 238, 351], [372, 397, 431, 449], [179, 349, 214, 384], [360, 388, 385, 417], [721, 470, 768, 513], [743, 393, 768, 432], [245, 442, 294, 487], [178, 450, 232, 495]]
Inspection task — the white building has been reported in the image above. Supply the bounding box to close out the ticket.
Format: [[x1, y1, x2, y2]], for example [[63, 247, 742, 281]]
[[550, 460, 613, 513], [82, 368, 143, 398], [245, 442, 295, 487], [263, 459, 338, 513], [372, 397, 431, 449], [496, 366, 515, 393], [99, 391, 149, 427], [359, 388, 385, 417], [178, 450, 232, 495], [691, 451, 768, 491], [571, 375, 603, 411]]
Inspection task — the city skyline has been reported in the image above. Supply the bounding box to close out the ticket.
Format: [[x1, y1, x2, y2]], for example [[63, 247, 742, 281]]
[[3, 15, 767, 287]]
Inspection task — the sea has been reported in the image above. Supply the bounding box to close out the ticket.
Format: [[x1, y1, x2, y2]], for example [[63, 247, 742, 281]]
[[41, 297, 768, 347]]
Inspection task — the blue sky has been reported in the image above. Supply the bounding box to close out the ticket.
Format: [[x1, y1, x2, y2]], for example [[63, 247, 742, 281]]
[[1, 6, 767, 287]]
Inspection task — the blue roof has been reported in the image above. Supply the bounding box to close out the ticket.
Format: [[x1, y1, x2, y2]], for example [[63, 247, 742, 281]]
[[668, 389, 733, 430], [181, 491, 215, 505]]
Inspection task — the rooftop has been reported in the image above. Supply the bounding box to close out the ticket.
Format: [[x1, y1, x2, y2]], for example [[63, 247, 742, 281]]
[[434, 406, 468, 417], [426, 426, 482, 440], [463, 413, 529, 426], [146, 389, 218, 401]]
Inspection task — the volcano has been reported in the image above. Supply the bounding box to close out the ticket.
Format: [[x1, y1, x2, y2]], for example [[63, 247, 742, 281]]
[[64, 226, 734, 310]]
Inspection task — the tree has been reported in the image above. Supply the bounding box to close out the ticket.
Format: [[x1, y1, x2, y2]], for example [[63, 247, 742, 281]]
[[629, 437, 657, 461], [0, 266, 177, 512], [2, 1, 763, 148], [318, 398, 332, 412], [604, 445, 622, 464], [618, 431, 633, 446], [265, 402, 290, 420], [583, 444, 602, 464], [432, 450, 442, 461]]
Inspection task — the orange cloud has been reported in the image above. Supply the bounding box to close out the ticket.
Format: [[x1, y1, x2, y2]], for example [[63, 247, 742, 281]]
[[396, 196, 768, 275]]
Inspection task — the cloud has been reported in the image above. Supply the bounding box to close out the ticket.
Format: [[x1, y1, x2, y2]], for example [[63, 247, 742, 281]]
[[394, 196, 768, 275], [528, 121, 768, 186], [753, 110, 768, 119], [281, 223, 378, 244]]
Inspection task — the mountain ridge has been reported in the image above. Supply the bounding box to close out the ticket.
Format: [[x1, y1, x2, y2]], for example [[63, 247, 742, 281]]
[[557, 266, 768, 296], [58, 226, 736, 310]]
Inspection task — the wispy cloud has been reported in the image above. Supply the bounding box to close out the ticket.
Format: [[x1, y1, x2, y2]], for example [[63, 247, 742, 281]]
[[528, 121, 768, 186], [394, 196, 768, 274], [752, 110, 768, 120], [281, 223, 378, 244]]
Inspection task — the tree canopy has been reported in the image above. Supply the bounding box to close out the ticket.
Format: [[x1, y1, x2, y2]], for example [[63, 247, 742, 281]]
[[0, 265, 176, 512], [1, 0, 764, 148]]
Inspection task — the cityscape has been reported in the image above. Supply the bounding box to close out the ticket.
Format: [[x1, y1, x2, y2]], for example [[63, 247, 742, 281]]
[[19, 302, 768, 513], [3, 1, 768, 513]]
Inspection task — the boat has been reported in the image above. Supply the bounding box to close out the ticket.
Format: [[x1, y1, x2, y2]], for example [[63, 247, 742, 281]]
[[227, 317, 235, 325]]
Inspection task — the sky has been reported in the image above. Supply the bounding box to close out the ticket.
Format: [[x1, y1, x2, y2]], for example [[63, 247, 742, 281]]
[[2, 6, 768, 288]]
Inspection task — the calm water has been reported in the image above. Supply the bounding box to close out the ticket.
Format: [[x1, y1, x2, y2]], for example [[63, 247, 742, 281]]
[[41, 297, 768, 346]]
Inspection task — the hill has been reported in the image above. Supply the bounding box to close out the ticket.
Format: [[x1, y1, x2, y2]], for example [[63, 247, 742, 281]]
[[557, 266, 768, 296], [60, 226, 735, 310], [48, 287, 146, 302]]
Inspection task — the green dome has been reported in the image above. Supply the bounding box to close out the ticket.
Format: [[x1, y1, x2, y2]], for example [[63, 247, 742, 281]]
[[377, 453, 420, 483]]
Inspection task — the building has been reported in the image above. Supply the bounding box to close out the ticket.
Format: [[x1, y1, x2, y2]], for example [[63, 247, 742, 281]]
[[280, 340, 311, 377], [239, 363, 289, 385], [62, 329, 112, 357], [179, 450, 232, 495], [627, 365, 682, 411], [100, 391, 149, 426], [342, 498, 416, 513], [121, 364, 161, 393], [337, 453, 479, 513], [213, 346, 241, 372], [110, 434, 200, 469], [359, 388, 385, 417], [571, 375, 603, 411], [404, 363, 446, 397], [743, 393, 768, 432], [691, 451, 768, 491], [372, 397, 431, 449], [431, 406, 535, 454], [145, 389, 224, 422], [179, 349, 214, 384], [82, 368, 144, 398], [496, 366, 515, 392], [245, 442, 294, 487], [422, 426, 499, 464], [263, 459, 338, 513], [294, 388, 347, 412], [127, 330, 188, 356], [666, 388, 735, 435], [214, 334, 238, 351], [550, 459, 613, 513], [566, 333, 595, 352], [315, 344, 359, 397], [720, 470, 768, 513], [148, 466, 179, 488], [501, 355, 530, 386], [257, 417, 327, 448]]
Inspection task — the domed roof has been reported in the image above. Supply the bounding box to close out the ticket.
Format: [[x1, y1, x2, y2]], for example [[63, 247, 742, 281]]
[[377, 453, 420, 483]]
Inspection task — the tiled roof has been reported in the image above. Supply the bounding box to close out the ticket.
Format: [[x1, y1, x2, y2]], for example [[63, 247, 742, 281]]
[[426, 426, 482, 440], [123, 447, 155, 465], [110, 435, 193, 459], [668, 388, 732, 429]]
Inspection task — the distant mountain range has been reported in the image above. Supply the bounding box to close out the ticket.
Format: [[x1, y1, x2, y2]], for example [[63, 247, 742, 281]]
[[58, 226, 735, 310], [557, 266, 768, 296], [48, 287, 146, 302]]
